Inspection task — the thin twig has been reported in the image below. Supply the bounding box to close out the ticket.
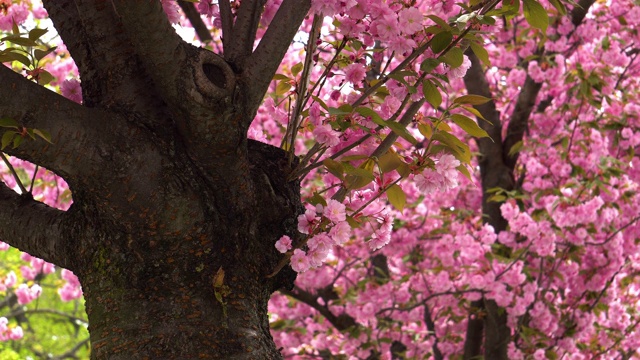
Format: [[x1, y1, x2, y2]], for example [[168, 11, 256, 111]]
[[28, 164, 39, 194], [177, 0, 213, 43], [0, 152, 27, 194], [286, 14, 322, 163], [219, 0, 233, 52]]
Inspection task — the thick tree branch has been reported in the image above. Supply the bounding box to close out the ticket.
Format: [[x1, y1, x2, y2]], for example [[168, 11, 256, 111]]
[[504, 0, 596, 170], [242, 0, 311, 116], [503, 74, 542, 169], [219, 0, 233, 52], [110, 0, 187, 103], [110, 0, 243, 166], [178, 0, 213, 43], [280, 286, 357, 331], [572, 0, 596, 27], [0, 66, 115, 179], [463, 52, 512, 217], [224, 0, 266, 63], [462, 51, 512, 360], [41, 1, 94, 102], [463, 300, 485, 359], [0, 181, 71, 269], [424, 304, 444, 360], [43, 1, 178, 132]]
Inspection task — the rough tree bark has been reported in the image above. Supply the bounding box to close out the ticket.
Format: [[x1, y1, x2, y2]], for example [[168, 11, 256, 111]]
[[0, 0, 311, 358]]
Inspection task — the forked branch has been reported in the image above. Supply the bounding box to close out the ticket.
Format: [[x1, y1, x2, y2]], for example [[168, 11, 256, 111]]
[[0, 66, 115, 179]]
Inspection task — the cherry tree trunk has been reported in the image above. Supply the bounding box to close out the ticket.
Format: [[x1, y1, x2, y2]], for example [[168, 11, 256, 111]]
[[65, 140, 301, 359], [0, 1, 312, 358]]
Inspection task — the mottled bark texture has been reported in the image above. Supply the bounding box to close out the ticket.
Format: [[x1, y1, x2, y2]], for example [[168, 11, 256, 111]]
[[0, 0, 310, 358]]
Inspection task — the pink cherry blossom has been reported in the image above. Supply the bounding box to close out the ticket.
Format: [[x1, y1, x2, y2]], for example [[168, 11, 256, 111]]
[[290, 249, 310, 273], [344, 63, 366, 84], [414, 169, 442, 194], [313, 124, 340, 147], [398, 7, 423, 35], [298, 209, 319, 234], [161, 0, 181, 24], [323, 199, 346, 223], [60, 79, 82, 104], [449, 55, 472, 79], [15, 284, 42, 305], [275, 235, 293, 253], [329, 221, 351, 245]]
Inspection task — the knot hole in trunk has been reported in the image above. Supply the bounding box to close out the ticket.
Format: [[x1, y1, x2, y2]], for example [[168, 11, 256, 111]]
[[202, 63, 226, 89]]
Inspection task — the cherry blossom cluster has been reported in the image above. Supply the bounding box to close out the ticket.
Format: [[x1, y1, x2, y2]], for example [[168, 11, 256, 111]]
[[0, 317, 22, 341], [265, 0, 640, 358]]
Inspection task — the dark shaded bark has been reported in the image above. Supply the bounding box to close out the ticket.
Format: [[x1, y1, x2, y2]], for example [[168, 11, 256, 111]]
[[0, 1, 310, 358]]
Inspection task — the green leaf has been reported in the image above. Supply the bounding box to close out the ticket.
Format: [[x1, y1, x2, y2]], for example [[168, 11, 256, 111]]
[[291, 62, 303, 77], [12, 135, 23, 149], [436, 122, 452, 132], [422, 80, 442, 109], [523, 0, 549, 33], [470, 42, 491, 67], [37, 70, 55, 86], [1, 35, 38, 47], [548, 0, 566, 14], [378, 151, 404, 173], [214, 291, 223, 303], [344, 160, 375, 190], [426, 15, 451, 31], [460, 105, 487, 121], [329, 104, 353, 116], [440, 46, 464, 68], [508, 140, 523, 157], [275, 81, 292, 96], [396, 162, 411, 178], [0, 52, 31, 67], [12, 21, 19, 36], [418, 123, 432, 139], [273, 74, 290, 81], [420, 58, 441, 73], [34, 47, 57, 61], [431, 132, 471, 163], [388, 70, 417, 83], [453, 95, 492, 105], [33, 129, 53, 144], [457, 164, 472, 181], [430, 31, 453, 54], [308, 192, 328, 207], [450, 114, 489, 138], [355, 107, 386, 126], [386, 121, 418, 145], [1, 131, 16, 150], [488, 194, 507, 202], [28, 28, 48, 41], [311, 96, 329, 111], [386, 184, 406, 211], [323, 158, 344, 179], [0, 118, 19, 128]]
